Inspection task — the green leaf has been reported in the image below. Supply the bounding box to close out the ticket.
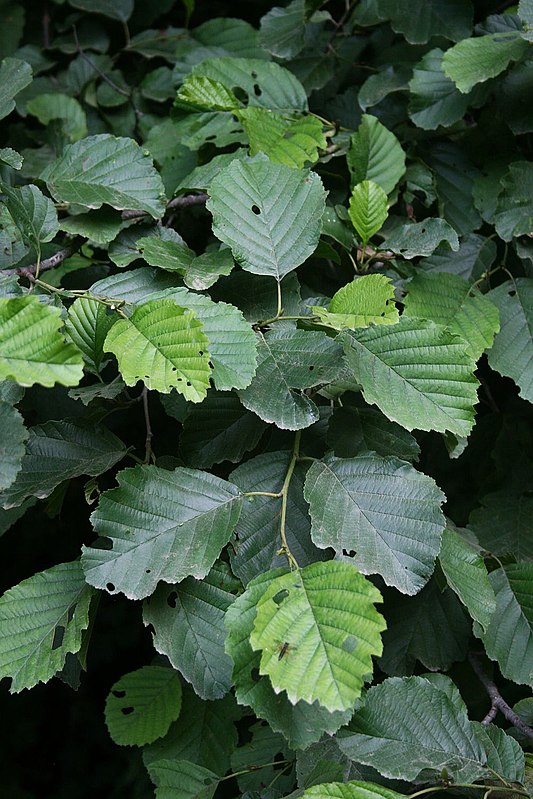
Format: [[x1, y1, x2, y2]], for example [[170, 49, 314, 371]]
[[472, 723, 525, 784], [182, 248, 234, 291], [0, 560, 95, 692], [438, 525, 496, 630], [231, 719, 293, 793], [0, 57, 32, 121], [26, 93, 88, 142], [230, 452, 327, 585], [147, 759, 219, 799], [359, 66, 411, 111], [348, 180, 388, 247], [104, 299, 211, 400], [327, 406, 420, 462], [342, 318, 479, 436], [143, 687, 239, 775], [67, 0, 134, 22], [0, 296, 84, 387], [0, 419, 127, 510], [304, 454, 445, 595], [347, 115, 406, 195], [250, 561, 385, 712], [176, 76, 240, 112], [66, 297, 118, 374], [468, 490, 533, 562], [69, 377, 125, 406], [225, 569, 357, 749], [259, 0, 306, 59], [60, 207, 123, 245], [403, 272, 500, 361], [41, 134, 166, 219], [375, 0, 473, 44], [180, 390, 267, 468], [238, 108, 326, 168], [0, 401, 27, 491], [207, 158, 326, 280], [442, 33, 528, 94], [384, 219, 459, 259], [519, 0, 533, 41], [302, 782, 409, 799], [475, 564, 533, 687], [425, 142, 482, 235], [137, 235, 196, 273], [312, 275, 399, 331], [408, 48, 472, 130], [487, 279, 533, 402], [338, 675, 487, 782], [379, 580, 471, 675], [81, 464, 243, 600], [493, 162, 533, 241], [419, 233, 496, 281], [1, 184, 58, 258], [143, 574, 234, 700], [105, 665, 182, 746], [0, 147, 23, 169], [237, 328, 344, 430]]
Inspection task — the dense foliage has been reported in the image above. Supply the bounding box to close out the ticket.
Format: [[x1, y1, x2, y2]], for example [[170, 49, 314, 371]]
[[0, 0, 532, 796]]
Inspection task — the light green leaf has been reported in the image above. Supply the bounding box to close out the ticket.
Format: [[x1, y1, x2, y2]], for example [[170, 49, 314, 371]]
[[327, 406, 420, 462], [104, 299, 211, 400], [41, 134, 166, 219], [183, 248, 234, 291], [250, 561, 385, 712], [190, 56, 308, 111], [438, 525, 496, 630], [105, 665, 182, 746], [0, 401, 27, 491], [312, 274, 399, 331], [342, 318, 479, 436], [338, 675, 487, 783], [60, 207, 123, 245], [143, 574, 234, 700], [176, 150, 249, 194], [208, 158, 325, 280], [472, 723, 525, 784], [176, 76, 240, 112], [230, 451, 327, 585], [66, 296, 118, 374], [225, 569, 357, 748], [147, 759, 219, 799], [0, 296, 84, 387], [347, 115, 406, 195], [180, 390, 267, 468], [0, 560, 95, 692], [375, 0, 473, 44], [0, 147, 23, 169], [69, 377, 125, 406], [237, 328, 344, 430], [493, 162, 533, 241], [2, 184, 59, 255], [0, 419, 127, 510], [26, 93, 87, 141], [304, 453, 445, 595], [81, 464, 243, 600], [0, 57, 32, 121], [409, 48, 472, 130], [379, 580, 471, 675], [384, 219, 459, 259], [487, 279, 533, 402], [403, 272, 500, 360], [442, 33, 528, 93], [348, 180, 388, 246], [259, 0, 306, 59], [519, 0, 533, 41], [67, 0, 134, 22], [468, 490, 533, 562], [143, 687, 239, 775], [137, 236, 196, 273], [238, 108, 326, 168], [475, 564, 533, 687], [303, 782, 409, 799]]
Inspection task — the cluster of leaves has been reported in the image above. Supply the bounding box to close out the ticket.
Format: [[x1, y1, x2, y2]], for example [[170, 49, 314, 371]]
[[1, 0, 533, 797]]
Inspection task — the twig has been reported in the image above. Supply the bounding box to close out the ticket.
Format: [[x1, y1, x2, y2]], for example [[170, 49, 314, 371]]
[[3, 236, 84, 279], [469, 653, 533, 742], [278, 431, 301, 570], [73, 25, 131, 98], [325, 0, 357, 51], [121, 192, 209, 220], [142, 387, 154, 464]]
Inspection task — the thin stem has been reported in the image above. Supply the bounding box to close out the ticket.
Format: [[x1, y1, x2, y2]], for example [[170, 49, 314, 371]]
[[218, 759, 291, 783], [278, 432, 301, 569], [469, 653, 533, 743], [409, 785, 529, 799], [142, 387, 154, 464], [73, 25, 131, 97], [121, 192, 208, 220], [256, 314, 318, 327], [244, 490, 283, 499], [276, 280, 283, 318]]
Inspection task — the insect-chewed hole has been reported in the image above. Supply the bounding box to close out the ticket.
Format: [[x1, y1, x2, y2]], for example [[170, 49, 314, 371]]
[[251, 204, 261, 215], [106, 582, 116, 592], [113, 689, 126, 698], [167, 591, 178, 608], [121, 706, 134, 716], [272, 588, 289, 605], [52, 626, 65, 650], [253, 83, 262, 97], [145, 568, 151, 574], [309, 365, 314, 371], [251, 667, 261, 682], [509, 290, 516, 297]]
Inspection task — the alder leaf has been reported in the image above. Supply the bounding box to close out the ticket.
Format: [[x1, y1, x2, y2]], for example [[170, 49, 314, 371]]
[[81, 465, 243, 600], [442, 33, 528, 93], [0, 401, 27, 492], [1, 184, 59, 257], [104, 299, 211, 400], [312, 274, 399, 331], [250, 560, 386, 712], [384, 219, 459, 259], [0, 560, 95, 692], [147, 759, 219, 799], [487, 279, 533, 403], [66, 297, 118, 374], [105, 665, 182, 746], [302, 782, 409, 799], [348, 180, 388, 246], [347, 115, 406, 194], [0, 57, 32, 121], [304, 453, 446, 595], [238, 108, 326, 168], [0, 296, 84, 387]]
